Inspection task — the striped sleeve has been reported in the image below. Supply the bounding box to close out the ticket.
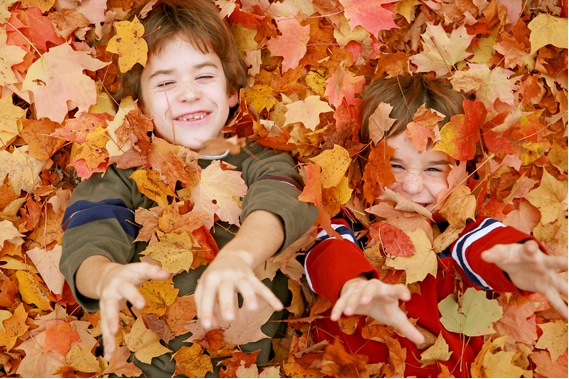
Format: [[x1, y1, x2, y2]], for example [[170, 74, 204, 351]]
[[449, 216, 543, 294], [304, 218, 379, 302]]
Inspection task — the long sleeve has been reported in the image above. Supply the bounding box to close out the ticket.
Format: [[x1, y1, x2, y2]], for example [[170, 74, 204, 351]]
[[448, 216, 546, 294], [304, 218, 379, 303]]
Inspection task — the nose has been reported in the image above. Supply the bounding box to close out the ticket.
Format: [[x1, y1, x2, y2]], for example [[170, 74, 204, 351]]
[[400, 172, 424, 194], [178, 80, 200, 102]]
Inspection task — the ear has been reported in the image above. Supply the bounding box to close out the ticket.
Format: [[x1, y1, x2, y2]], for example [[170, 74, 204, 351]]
[[228, 88, 239, 108]]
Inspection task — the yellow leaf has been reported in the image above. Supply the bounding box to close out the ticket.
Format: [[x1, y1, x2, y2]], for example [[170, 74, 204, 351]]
[[244, 84, 277, 113], [284, 96, 334, 131], [138, 279, 179, 317], [536, 321, 568, 361], [106, 17, 148, 72], [66, 345, 102, 374], [0, 303, 29, 351], [310, 144, 351, 188], [0, 96, 25, 148], [322, 175, 353, 216], [394, 0, 421, 23], [124, 317, 171, 364], [439, 287, 502, 337], [419, 333, 451, 366], [0, 146, 46, 194], [172, 344, 213, 377], [367, 102, 396, 145], [131, 169, 175, 208], [528, 14, 568, 53], [0, 220, 24, 249], [141, 232, 194, 274], [15, 271, 54, 311], [471, 336, 531, 378], [0, 28, 26, 85], [190, 160, 247, 229], [385, 228, 437, 284], [439, 185, 476, 228], [524, 169, 568, 225]]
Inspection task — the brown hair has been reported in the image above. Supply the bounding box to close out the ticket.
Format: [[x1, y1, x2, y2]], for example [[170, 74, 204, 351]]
[[113, 0, 247, 102], [359, 75, 465, 144]]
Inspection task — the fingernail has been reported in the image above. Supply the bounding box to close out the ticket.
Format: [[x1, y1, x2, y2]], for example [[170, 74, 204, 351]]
[[203, 319, 211, 329]]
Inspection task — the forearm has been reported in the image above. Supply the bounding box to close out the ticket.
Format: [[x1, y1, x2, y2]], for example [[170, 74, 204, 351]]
[[218, 210, 284, 268], [75, 255, 119, 299]]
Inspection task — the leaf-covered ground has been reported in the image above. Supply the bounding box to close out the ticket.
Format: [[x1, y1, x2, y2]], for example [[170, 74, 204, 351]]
[[0, 0, 567, 377]]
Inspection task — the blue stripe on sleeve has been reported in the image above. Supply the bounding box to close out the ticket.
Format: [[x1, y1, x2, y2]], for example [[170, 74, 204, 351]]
[[62, 199, 138, 238]]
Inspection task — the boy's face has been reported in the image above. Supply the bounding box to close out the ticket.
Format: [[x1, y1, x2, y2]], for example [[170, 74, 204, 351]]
[[386, 133, 455, 211], [139, 35, 239, 150]]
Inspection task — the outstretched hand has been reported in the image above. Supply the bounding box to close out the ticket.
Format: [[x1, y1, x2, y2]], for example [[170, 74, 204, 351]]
[[194, 251, 284, 330], [333, 277, 425, 345], [97, 262, 170, 361], [482, 240, 568, 319]]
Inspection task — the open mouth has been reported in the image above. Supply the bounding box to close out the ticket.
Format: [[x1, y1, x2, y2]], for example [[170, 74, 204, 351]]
[[176, 111, 208, 122]]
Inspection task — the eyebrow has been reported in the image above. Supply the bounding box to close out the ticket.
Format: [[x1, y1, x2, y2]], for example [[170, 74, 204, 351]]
[[390, 157, 451, 166], [147, 62, 220, 81]]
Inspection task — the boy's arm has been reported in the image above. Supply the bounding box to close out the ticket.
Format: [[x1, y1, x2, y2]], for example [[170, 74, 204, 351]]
[[195, 210, 286, 329]]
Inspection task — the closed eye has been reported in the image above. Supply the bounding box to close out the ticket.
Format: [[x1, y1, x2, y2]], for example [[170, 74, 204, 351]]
[[157, 81, 175, 88]]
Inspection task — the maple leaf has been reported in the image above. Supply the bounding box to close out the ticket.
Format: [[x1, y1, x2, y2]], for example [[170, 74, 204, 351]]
[[438, 184, 476, 228], [530, 350, 569, 378], [362, 140, 396, 205], [471, 336, 532, 378], [385, 228, 437, 284], [266, 17, 310, 73], [340, 0, 398, 36], [66, 344, 102, 374], [52, 112, 113, 144], [138, 279, 179, 317], [172, 344, 214, 377], [524, 169, 568, 225], [419, 333, 452, 366], [124, 317, 172, 364], [320, 338, 369, 377], [405, 105, 444, 152], [536, 320, 568, 361], [15, 330, 66, 378], [21, 43, 109, 123], [450, 64, 517, 110], [190, 160, 247, 229], [19, 118, 65, 161], [25, 245, 65, 296], [0, 96, 25, 148], [8, 7, 66, 53], [44, 322, 80, 356], [163, 294, 197, 337], [410, 23, 474, 77], [0, 28, 25, 85], [309, 144, 351, 188], [106, 17, 148, 72], [0, 303, 29, 351], [140, 232, 195, 274], [15, 270, 54, 311], [103, 345, 143, 377], [47, 8, 91, 39], [492, 297, 538, 349], [284, 95, 334, 131], [367, 102, 395, 145], [439, 287, 503, 337], [324, 66, 365, 108], [527, 13, 568, 53]]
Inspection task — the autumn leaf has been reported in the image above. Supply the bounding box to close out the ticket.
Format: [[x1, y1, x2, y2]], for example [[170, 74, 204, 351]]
[[439, 287, 503, 337], [536, 320, 568, 361], [190, 160, 247, 229], [362, 140, 395, 205], [284, 96, 334, 131], [124, 317, 172, 364], [367, 102, 395, 144], [172, 344, 214, 377], [138, 279, 179, 317], [419, 333, 451, 366], [0, 303, 29, 351], [103, 345, 143, 377], [324, 66, 365, 108], [410, 23, 474, 76], [471, 336, 531, 378], [106, 17, 148, 72], [16, 270, 54, 311], [25, 245, 65, 296], [438, 185, 476, 228], [266, 18, 310, 73], [340, 0, 398, 36], [0, 28, 25, 85], [21, 42, 109, 123], [309, 144, 351, 188], [524, 169, 568, 225], [140, 232, 194, 274], [528, 13, 568, 53]]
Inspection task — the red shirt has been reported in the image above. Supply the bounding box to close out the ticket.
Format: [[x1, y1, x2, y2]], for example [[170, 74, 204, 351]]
[[305, 217, 541, 377]]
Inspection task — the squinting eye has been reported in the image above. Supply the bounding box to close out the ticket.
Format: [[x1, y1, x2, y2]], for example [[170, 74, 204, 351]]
[[390, 163, 404, 170], [426, 167, 443, 173], [157, 81, 174, 88], [196, 75, 214, 81]]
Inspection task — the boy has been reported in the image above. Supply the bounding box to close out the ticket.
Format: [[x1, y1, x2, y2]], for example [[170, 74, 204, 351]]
[[304, 75, 568, 377], [59, 0, 317, 376]]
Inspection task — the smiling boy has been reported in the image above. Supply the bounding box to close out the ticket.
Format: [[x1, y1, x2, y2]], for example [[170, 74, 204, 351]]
[[59, 0, 317, 376]]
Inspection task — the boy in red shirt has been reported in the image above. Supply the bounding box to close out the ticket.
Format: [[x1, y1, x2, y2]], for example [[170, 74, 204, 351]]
[[304, 75, 567, 377]]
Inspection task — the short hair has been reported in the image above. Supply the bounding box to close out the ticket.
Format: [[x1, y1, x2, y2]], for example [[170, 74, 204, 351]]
[[359, 75, 465, 144], [113, 0, 247, 101]]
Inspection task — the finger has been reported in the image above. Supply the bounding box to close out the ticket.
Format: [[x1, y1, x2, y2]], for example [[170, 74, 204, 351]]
[[343, 284, 365, 316], [544, 255, 569, 272], [237, 280, 259, 310], [218, 281, 236, 321], [100, 300, 120, 361], [196, 279, 216, 330], [544, 287, 569, 319], [246, 279, 284, 311], [331, 290, 352, 321], [393, 317, 425, 345]]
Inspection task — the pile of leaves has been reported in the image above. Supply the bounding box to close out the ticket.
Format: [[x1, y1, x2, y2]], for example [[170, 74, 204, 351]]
[[0, 0, 567, 377]]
